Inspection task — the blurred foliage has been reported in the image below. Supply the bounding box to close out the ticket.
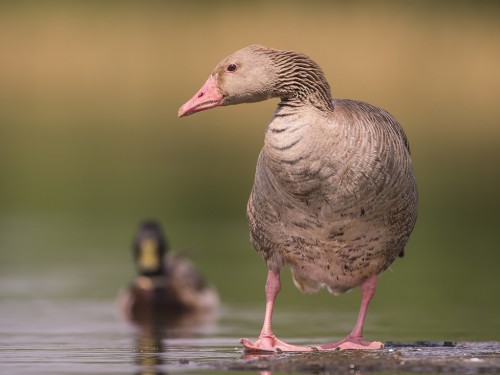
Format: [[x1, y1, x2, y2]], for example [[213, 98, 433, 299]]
[[0, 1, 499, 340]]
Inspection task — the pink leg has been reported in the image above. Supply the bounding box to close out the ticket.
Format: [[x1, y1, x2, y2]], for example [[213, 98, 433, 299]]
[[320, 275, 384, 350], [240, 270, 312, 353]]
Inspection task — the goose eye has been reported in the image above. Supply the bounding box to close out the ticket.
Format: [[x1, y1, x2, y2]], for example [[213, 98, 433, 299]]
[[226, 64, 237, 72]]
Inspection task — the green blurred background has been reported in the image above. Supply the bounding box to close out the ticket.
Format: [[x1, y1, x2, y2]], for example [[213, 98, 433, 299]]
[[1, 1, 499, 341]]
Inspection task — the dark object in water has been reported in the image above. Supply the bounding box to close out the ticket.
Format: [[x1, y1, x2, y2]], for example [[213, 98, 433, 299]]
[[118, 220, 219, 327]]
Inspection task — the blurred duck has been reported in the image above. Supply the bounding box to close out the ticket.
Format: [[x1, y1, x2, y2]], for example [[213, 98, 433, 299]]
[[120, 221, 219, 326]]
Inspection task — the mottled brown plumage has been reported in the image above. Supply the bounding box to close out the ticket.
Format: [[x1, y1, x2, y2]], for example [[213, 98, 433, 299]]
[[249, 96, 416, 295], [178, 45, 418, 352]]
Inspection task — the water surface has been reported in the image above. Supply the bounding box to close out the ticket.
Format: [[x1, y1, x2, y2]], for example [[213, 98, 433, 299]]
[[1, 267, 498, 375]]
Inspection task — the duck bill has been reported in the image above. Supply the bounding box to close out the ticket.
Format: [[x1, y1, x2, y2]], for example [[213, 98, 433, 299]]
[[178, 75, 224, 117]]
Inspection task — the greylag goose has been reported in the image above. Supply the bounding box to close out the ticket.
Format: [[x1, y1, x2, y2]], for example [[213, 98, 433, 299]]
[[120, 221, 219, 326], [178, 45, 418, 352]]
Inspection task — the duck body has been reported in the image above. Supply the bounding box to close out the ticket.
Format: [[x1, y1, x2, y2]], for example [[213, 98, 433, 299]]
[[120, 221, 219, 326], [124, 253, 219, 318], [178, 45, 418, 351]]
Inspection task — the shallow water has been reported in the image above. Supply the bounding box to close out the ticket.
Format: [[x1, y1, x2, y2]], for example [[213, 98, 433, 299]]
[[0, 296, 234, 374], [0, 298, 355, 374], [1, 281, 498, 375]]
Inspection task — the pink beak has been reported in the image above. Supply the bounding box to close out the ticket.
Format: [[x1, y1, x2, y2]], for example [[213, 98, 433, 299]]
[[178, 75, 224, 117]]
